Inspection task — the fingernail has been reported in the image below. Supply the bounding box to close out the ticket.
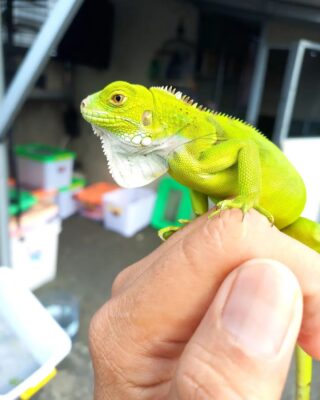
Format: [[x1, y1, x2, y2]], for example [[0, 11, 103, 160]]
[[221, 260, 300, 357]]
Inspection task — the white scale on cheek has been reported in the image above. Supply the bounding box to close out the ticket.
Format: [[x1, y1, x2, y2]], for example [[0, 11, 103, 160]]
[[132, 135, 142, 144], [142, 137, 152, 146]]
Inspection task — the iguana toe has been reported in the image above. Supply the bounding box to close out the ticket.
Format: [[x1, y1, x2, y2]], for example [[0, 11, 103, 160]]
[[208, 196, 274, 225], [158, 226, 181, 241]]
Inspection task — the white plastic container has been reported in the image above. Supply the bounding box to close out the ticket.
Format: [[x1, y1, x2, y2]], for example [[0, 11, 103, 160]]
[[56, 177, 86, 219], [9, 204, 61, 290], [103, 188, 156, 237], [15, 144, 75, 190], [0, 267, 72, 400]]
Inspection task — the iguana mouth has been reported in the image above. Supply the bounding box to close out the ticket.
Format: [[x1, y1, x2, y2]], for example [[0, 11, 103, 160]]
[[91, 125, 169, 188]]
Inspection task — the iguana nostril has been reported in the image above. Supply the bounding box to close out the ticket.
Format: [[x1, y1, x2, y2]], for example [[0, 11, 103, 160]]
[[81, 99, 87, 108]]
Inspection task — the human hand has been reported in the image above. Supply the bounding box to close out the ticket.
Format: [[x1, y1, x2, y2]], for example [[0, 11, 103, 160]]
[[89, 209, 320, 399]]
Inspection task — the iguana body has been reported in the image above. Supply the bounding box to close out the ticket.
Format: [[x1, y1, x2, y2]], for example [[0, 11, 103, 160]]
[[81, 80, 319, 400]]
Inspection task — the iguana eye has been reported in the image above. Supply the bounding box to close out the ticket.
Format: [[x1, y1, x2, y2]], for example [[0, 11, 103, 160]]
[[111, 93, 126, 105]]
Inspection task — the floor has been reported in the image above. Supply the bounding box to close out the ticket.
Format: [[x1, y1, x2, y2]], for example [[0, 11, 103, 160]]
[[33, 215, 320, 399], [34, 216, 159, 399]]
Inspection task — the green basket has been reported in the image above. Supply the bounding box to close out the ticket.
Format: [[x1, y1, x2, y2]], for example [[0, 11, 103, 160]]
[[15, 144, 76, 163], [59, 177, 87, 193], [151, 176, 193, 230], [9, 189, 37, 216]]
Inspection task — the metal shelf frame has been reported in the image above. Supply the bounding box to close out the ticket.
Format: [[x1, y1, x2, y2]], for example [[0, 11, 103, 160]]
[[273, 40, 320, 145], [0, 0, 84, 266], [246, 37, 320, 146]]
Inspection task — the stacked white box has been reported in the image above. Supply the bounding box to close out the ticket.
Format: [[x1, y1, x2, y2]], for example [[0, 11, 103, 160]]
[[103, 188, 156, 237], [15, 144, 75, 190], [56, 178, 86, 219], [9, 204, 61, 290]]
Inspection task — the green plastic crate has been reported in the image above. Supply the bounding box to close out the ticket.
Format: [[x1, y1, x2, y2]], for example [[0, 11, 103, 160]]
[[151, 176, 193, 229], [9, 189, 37, 216], [58, 177, 87, 193], [15, 144, 75, 163]]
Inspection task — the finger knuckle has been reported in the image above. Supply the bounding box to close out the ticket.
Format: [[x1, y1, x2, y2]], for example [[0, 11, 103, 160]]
[[88, 304, 109, 355], [111, 269, 128, 296], [180, 213, 228, 266], [88, 299, 121, 354], [88, 301, 130, 382], [204, 208, 262, 252]]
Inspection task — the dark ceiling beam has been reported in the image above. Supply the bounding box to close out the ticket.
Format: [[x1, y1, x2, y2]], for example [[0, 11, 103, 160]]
[[193, 0, 320, 24]]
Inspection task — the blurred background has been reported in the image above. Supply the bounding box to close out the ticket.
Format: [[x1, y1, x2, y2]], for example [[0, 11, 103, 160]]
[[1, 0, 320, 398]]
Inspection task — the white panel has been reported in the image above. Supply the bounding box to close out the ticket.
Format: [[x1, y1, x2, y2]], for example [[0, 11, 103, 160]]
[[283, 137, 320, 221]]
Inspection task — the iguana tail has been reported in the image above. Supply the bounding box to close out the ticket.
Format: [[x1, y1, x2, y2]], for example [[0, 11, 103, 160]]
[[281, 217, 320, 400]]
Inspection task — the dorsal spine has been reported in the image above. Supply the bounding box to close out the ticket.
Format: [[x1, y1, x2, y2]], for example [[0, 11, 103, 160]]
[[150, 85, 265, 138]]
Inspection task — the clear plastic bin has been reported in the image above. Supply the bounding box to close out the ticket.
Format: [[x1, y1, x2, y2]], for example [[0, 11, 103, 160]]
[[0, 267, 71, 400]]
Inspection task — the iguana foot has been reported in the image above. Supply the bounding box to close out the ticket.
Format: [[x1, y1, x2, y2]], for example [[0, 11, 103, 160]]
[[209, 195, 274, 225], [209, 195, 256, 219], [158, 220, 191, 241]]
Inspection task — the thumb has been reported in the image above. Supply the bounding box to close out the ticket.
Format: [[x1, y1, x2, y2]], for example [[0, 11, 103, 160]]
[[170, 259, 303, 400]]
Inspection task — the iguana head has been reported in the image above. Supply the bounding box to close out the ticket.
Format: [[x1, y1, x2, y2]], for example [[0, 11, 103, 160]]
[[80, 81, 189, 188]]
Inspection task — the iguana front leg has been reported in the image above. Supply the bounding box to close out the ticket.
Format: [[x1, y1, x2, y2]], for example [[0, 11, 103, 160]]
[[199, 139, 274, 223], [160, 139, 273, 240], [190, 190, 209, 216]]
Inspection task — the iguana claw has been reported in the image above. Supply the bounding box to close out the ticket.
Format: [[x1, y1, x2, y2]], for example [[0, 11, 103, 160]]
[[177, 219, 190, 225], [255, 205, 274, 225], [158, 226, 181, 241], [208, 195, 274, 225], [158, 220, 191, 241]]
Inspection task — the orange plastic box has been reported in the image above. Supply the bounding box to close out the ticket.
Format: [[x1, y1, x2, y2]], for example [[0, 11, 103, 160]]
[[32, 188, 57, 205], [75, 182, 118, 221]]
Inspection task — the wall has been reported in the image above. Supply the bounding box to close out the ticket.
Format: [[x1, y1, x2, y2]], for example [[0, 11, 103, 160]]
[[13, 61, 69, 146], [73, 0, 199, 183], [266, 19, 320, 45], [13, 0, 199, 183]]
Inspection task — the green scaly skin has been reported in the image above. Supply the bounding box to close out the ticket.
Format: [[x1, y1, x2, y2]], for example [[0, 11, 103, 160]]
[[81, 80, 318, 400]]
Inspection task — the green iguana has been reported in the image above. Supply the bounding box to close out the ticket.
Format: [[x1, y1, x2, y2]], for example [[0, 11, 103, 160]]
[[80, 80, 319, 400]]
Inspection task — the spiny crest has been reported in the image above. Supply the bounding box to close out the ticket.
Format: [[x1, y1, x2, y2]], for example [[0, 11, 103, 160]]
[[215, 112, 266, 138], [151, 85, 213, 114], [151, 85, 177, 95], [151, 85, 265, 138]]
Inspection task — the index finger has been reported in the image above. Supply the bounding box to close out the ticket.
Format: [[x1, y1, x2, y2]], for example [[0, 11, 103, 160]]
[[103, 209, 320, 358]]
